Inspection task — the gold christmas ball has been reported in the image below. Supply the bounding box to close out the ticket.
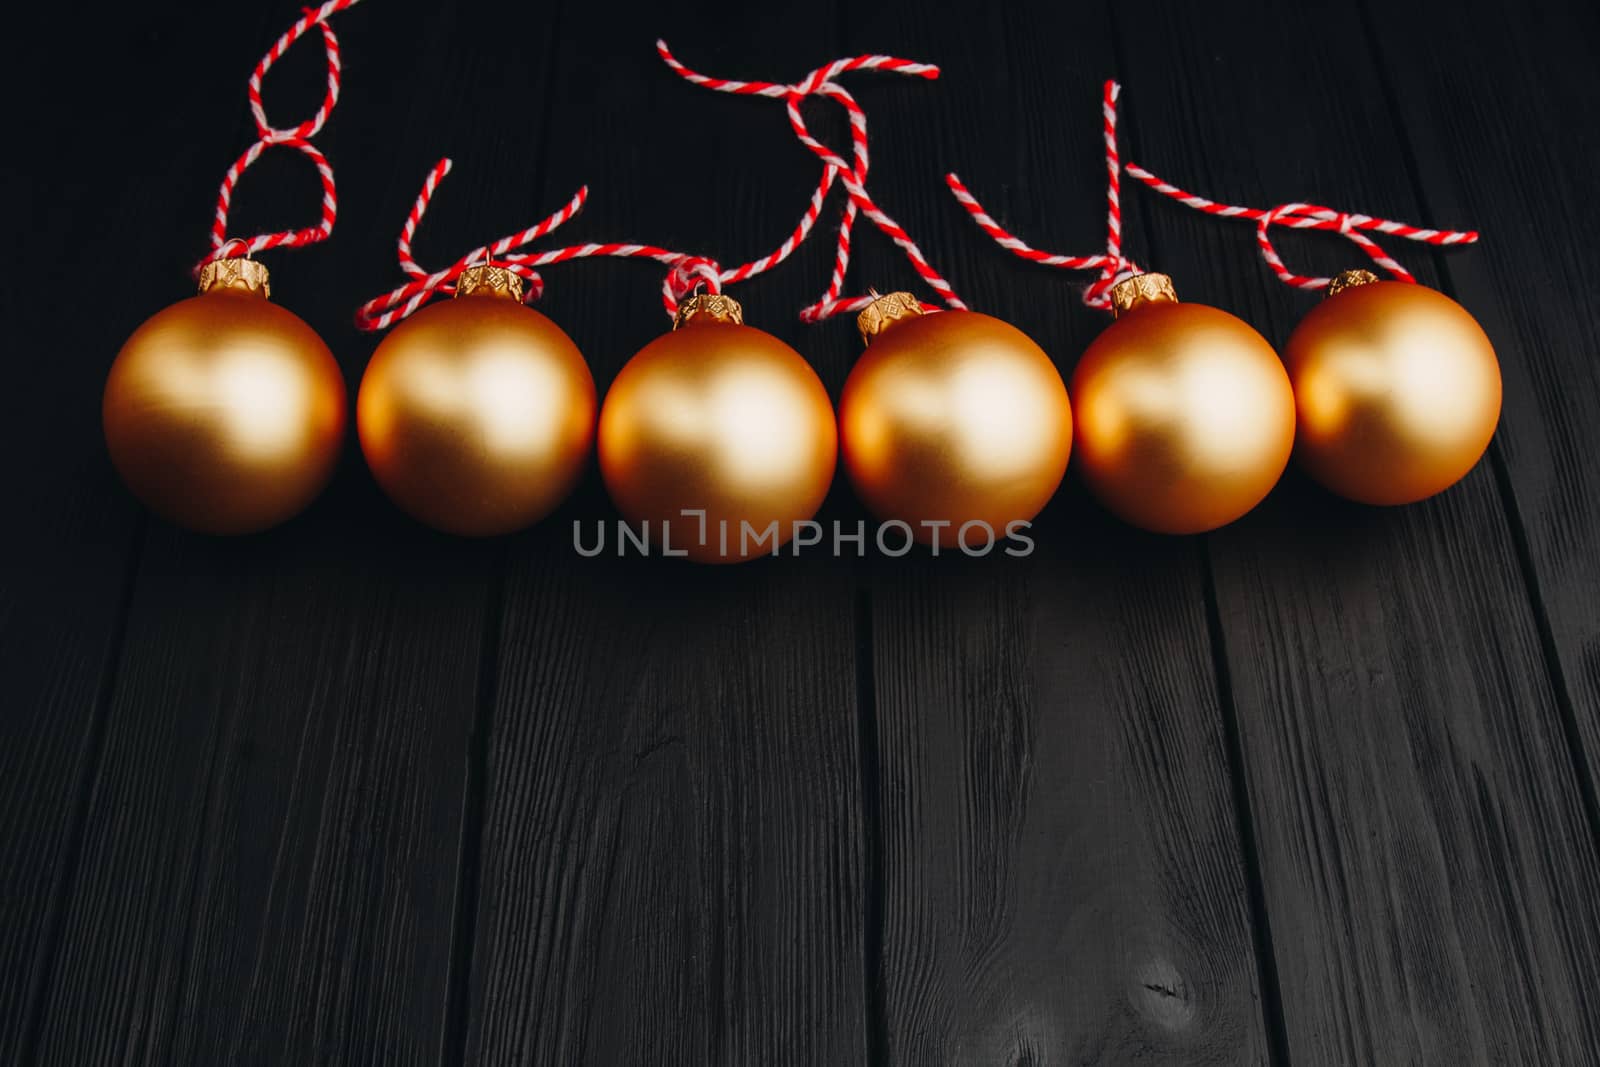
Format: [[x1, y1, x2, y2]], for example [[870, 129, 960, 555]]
[[103, 259, 346, 535], [597, 294, 837, 563], [1072, 273, 1295, 534], [1286, 270, 1501, 505], [357, 267, 595, 536], [838, 294, 1072, 542]]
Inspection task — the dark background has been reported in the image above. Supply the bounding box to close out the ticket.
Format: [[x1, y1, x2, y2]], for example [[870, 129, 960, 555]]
[[4, 0, 1599, 1063]]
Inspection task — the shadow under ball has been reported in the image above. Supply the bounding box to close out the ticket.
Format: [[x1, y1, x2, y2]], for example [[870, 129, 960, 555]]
[[357, 267, 596, 536], [839, 294, 1072, 543], [1071, 273, 1295, 535], [598, 294, 837, 564], [103, 260, 346, 535], [1286, 271, 1501, 506]]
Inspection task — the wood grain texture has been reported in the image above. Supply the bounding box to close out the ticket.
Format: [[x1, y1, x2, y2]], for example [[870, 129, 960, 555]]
[[1366, 0, 1600, 810], [5, 3, 1600, 1065], [1113, 1, 1600, 1062], [840, 4, 1273, 1062], [0, 184, 137, 1063], [460, 3, 871, 1064], [34, 541, 488, 1066], [22, 6, 552, 1063], [0, 8, 276, 1062]]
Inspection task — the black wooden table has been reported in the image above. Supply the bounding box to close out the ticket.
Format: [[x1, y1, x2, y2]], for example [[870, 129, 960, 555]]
[[5, 1, 1599, 1063]]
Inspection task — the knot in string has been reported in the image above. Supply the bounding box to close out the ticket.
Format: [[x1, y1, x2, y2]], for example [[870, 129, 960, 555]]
[[664, 256, 725, 306]]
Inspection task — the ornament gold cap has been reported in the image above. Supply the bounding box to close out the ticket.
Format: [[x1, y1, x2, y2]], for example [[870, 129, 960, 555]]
[[857, 291, 925, 345], [1326, 268, 1380, 298], [1110, 272, 1177, 317], [197, 257, 270, 298], [455, 263, 525, 302], [673, 291, 744, 329]]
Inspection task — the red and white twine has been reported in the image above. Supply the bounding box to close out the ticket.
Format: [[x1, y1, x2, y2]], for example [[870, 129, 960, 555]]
[[358, 41, 966, 330], [949, 78, 1478, 300], [1121, 164, 1478, 290], [355, 159, 737, 331], [945, 81, 1141, 312], [197, 0, 363, 272], [657, 40, 965, 322]]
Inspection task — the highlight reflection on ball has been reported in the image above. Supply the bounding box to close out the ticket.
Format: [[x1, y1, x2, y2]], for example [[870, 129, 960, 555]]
[[357, 267, 595, 536], [839, 293, 1072, 543], [598, 294, 837, 563], [1286, 270, 1500, 506], [103, 259, 346, 535], [1071, 273, 1295, 534]]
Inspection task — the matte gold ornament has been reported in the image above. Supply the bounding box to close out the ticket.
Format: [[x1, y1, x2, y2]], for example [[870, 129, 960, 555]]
[[1286, 270, 1501, 505], [598, 294, 837, 563], [838, 294, 1072, 542], [357, 265, 596, 536], [103, 259, 347, 534], [1071, 273, 1295, 534]]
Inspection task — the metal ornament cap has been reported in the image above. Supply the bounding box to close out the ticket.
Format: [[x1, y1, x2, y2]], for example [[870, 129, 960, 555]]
[[1325, 268, 1380, 298], [454, 263, 526, 302], [857, 291, 925, 345], [1109, 272, 1178, 317], [673, 292, 744, 329], [197, 257, 271, 298]]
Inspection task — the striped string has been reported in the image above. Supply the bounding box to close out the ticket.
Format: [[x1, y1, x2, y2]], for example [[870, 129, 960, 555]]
[[358, 44, 961, 330], [1121, 164, 1479, 290], [355, 159, 737, 331], [657, 40, 965, 322], [358, 42, 965, 330], [197, 0, 363, 272], [948, 79, 1479, 303], [945, 80, 1140, 312]]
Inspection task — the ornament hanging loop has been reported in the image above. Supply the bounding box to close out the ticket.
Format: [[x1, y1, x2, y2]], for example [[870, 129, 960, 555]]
[[249, 3, 348, 142], [945, 80, 1142, 313], [355, 158, 587, 330], [196, 0, 364, 273], [364, 40, 962, 330], [355, 161, 739, 329], [1122, 163, 1479, 291]]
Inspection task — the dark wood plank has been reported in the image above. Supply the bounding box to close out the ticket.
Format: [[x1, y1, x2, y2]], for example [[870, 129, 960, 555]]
[[0, 178, 140, 1065], [1114, 2, 1600, 1062], [1369, 0, 1600, 811], [461, 4, 871, 1064], [0, 7, 281, 1061], [839, 5, 1274, 1062], [22, 6, 564, 1063]]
